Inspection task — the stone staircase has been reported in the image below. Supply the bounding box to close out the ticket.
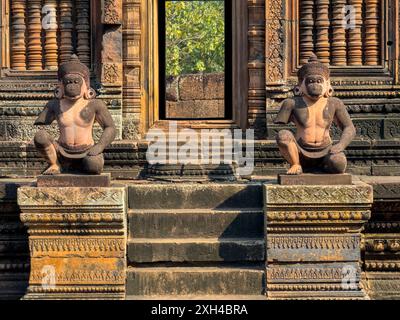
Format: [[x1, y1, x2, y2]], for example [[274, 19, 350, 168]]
[[126, 182, 266, 298]]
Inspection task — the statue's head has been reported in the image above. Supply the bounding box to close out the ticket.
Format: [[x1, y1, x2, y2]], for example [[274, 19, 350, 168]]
[[55, 55, 96, 101], [296, 53, 333, 100]]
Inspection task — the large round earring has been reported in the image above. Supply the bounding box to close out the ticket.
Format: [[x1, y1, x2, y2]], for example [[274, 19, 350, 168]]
[[325, 87, 334, 98], [85, 88, 97, 100], [54, 87, 63, 99], [294, 86, 302, 96]]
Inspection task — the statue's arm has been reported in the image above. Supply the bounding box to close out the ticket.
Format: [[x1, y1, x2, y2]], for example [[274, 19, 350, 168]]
[[333, 99, 356, 151], [34, 100, 56, 125], [274, 99, 294, 125], [88, 100, 116, 156]]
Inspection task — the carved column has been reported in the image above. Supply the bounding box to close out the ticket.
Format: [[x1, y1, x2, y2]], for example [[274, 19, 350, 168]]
[[122, 1, 142, 140], [249, 0, 266, 138], [43, 0, 58, 70], [315, 0, 330, 64], [364, 0, 380, 66], [18, 186, 127, 300], [331, 0, 347, 66], [11, 0, 27, 70], [76, 0, 91, 67], [265, 183, 373, 299], [299, 0, 315, 65], [347, 0, 363, 66], [27, 0, 43, 70], [101, 0, 123, 139], [59, 0, 74, 64]]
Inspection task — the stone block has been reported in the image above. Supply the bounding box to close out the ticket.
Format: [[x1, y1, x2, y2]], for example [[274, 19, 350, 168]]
[[264, 182, 373, 299], [128, 209, 264, 238], [18, 186, 126, 300], [127, 238, 264, 263], [166, 76, 179, 101], [128, 183, 263, 210], [126, 267, 265, 296], [36, 174, 111, 188], [278, 173, 352, 185], [204, 73, 225, 99], [179, 74, 205, 100], [166, 100, 224, 119]]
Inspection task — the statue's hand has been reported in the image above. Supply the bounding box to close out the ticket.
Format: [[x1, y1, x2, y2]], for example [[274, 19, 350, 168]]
[[330, 143, 344, 154], [87, 144, 104, 156]]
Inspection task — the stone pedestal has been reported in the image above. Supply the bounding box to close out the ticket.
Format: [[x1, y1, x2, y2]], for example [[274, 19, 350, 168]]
[[265, 183, 373, 299], [17, 186, 126, 300]]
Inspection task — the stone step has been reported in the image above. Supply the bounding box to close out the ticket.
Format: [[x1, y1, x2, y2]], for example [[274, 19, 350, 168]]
[[128, 183, 263, 210], [128, 238, 265, 263], [126, 266, 265, 296], [128, 209, 264, 238]]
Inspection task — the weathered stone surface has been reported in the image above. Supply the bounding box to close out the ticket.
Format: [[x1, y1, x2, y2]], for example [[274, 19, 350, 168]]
[[128, 209, 263, 238], [165, 73, 225, 119], [36, 174, 111, 187], [203, 73, 225, 100], [126, 267, 265, 296], [102, 0, 123, 25], [179, 74, 205, 100], [166, 100, 224, 119], [127, 182, 265, 299], [363, 272, 400, 300], [279, 173, 352, 185], [268, 234, 361, 262], [166, 76, 179, 101], [18, 186, 126, 300], [0, 179, 32, 300], [267, 262, 365, 299], [265, 183, 372, 299], [128, 183, 263, 210], [266, 183, 373, 205], [359, 176, 400, 299], [128, 238, 264, 263]]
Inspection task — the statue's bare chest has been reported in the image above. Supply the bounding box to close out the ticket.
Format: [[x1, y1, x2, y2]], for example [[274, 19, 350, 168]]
[[293, 98, 335, 128], [57, 100, 95, 128]]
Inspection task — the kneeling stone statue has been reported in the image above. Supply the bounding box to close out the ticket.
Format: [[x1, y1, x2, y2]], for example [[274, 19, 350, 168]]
[[34, 55, 116, 175], [274, 53, 356, 175]]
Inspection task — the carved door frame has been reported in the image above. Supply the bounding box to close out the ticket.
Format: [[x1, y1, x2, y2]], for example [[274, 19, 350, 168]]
[[140, 0, 249, 135]]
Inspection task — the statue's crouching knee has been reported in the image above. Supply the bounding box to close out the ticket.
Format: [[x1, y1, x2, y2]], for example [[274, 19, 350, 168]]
[[276, 130, 295, 148], [325, 152, 347, 174], [82, 154, 104, 175], [34, 130, 52, 150]]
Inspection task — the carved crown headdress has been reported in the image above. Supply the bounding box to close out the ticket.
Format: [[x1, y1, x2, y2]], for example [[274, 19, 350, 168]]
[[297, 53, 330, 82], [58, 54, 90, 87]]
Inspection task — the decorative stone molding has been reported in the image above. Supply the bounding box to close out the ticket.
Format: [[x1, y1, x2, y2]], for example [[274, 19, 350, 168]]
[[361, 177, 400, 299], [18, 186, 126, 300], [102, 0, 122, 25], [265, 182, 373, 299]]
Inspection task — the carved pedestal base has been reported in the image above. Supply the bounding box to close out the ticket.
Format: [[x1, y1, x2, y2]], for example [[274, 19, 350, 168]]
[[265, 183, 373, 299], [17, 186, 126, 300]]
